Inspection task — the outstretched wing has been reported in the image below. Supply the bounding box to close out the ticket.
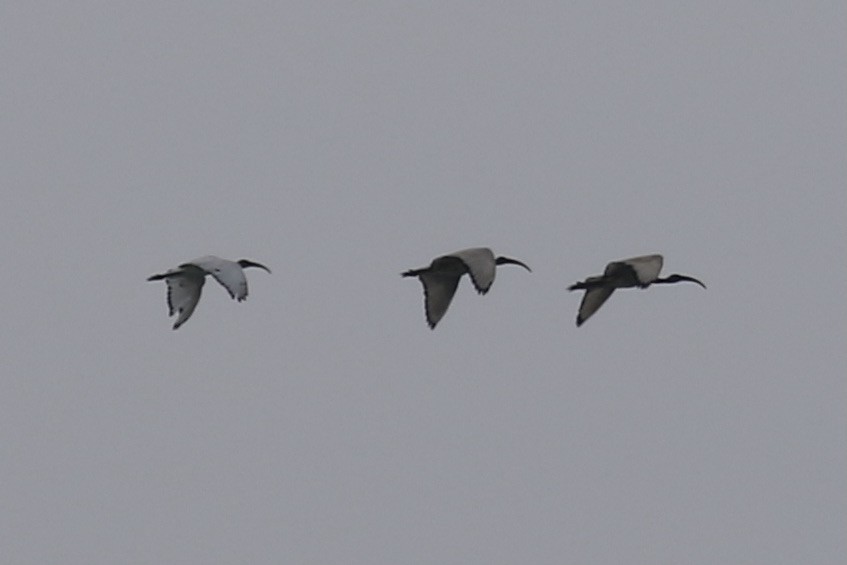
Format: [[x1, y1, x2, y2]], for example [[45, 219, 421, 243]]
[[209, 265, 249, 301], [165, 273, 206, 330], [576, 286, 615, 327], [612, 254, 663, 286], [419, 272, 462, 329], [187, 257, 248, 301], [449, 247, 496, 294]]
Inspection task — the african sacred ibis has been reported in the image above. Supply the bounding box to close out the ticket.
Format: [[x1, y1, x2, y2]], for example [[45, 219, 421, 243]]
[[147, 256, 271, 329], [402, 247, 531, 329], [567, 254, 705, 326]]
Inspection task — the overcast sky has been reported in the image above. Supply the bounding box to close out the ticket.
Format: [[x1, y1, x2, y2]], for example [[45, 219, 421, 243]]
[[1, 2, 844, 564]]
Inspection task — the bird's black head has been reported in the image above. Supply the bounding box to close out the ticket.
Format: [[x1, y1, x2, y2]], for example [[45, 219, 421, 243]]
[[495, 256, 532, 272], [237, 259, 272, 274], [662, 274, 706, 288]]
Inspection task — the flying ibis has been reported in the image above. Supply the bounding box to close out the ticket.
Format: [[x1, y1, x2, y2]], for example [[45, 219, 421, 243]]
[[567, 254, 705, 326], [402, 247, 531, 329], [147, 256, 271, 329]]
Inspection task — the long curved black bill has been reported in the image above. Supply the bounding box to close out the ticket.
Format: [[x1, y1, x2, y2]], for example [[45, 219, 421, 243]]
[[496, 256, 532, 272]]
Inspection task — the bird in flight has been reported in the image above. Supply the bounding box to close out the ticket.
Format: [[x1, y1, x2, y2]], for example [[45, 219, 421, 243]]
[[147, 255, 271, 329], [402, 247, 531, 329], [568, 254, 705, 326]]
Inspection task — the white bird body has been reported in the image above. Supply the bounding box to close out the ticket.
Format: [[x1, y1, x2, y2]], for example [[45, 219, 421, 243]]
[[403, 247, 531, 329], [148, 256, 271, 329], [568, 254, 705, 326]]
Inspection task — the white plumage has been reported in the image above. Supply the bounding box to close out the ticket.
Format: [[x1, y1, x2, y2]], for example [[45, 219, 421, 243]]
[[568, 254, 705, 326], [160, 267, 205, 330], [147, 256, 271, 329], [402, 247, 531, 329], [616, 254, 665, 286]]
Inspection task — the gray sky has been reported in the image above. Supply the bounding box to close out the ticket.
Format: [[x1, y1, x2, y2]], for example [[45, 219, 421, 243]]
[[1, 2, 844, 564]]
